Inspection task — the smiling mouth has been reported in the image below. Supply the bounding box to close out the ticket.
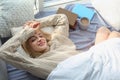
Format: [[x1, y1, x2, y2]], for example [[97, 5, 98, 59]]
[[38, 42, 45, 46]]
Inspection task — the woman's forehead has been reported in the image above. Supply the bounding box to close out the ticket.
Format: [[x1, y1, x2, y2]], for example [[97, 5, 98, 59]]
[[29, 31, 42, 39], [35, 30, 43, 35]]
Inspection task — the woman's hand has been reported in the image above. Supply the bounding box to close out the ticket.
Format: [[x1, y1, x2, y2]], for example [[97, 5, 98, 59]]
[[24, 20, 40, 30]]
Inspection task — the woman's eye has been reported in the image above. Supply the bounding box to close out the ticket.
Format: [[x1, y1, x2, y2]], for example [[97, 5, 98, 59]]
[[31, 38, 36, 42], [31, 39, 35, 42], [39, 36, 43, 38]]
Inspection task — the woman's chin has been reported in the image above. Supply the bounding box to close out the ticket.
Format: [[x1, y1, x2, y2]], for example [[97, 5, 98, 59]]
[[37, 46, 47, 52]]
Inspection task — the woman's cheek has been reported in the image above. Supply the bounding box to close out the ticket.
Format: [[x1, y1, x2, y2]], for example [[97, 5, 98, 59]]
[[30, 42, 37, 47]]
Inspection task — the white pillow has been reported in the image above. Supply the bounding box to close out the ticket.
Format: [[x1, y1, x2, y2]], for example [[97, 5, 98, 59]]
[[0, 0, 34, 37], [10, 26, 30, 57], [91, 0, 120, 31], [10, 26, 23, 36]]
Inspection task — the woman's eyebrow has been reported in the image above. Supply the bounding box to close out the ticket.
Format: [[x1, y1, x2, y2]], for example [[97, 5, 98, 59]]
[[38, 33, 43, 36], [29, 36, 36, 40]]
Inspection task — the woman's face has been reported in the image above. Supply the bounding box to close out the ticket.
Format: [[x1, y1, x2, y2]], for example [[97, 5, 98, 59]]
[[28, 31, 48, 52]]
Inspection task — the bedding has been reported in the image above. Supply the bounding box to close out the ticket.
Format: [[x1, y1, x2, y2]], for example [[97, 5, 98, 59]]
[[0, 59, 8, 80], [47, 38, 120, 80], [0, 14, 78, 79], [0, 0, 37, 80], [0, 37, 44, 80], [5, 26, 51, 80], [0, 2, 116, 80], [7, 64, 41, 80], [91, 0, 120, 31], [43, 3, 120, 80], [0, 0, 34, 38], [0, 38, 8, 80], [65, 3, 113, 51]]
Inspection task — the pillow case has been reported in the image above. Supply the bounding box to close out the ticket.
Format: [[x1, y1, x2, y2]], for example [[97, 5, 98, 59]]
[[0, 0, 34, 37], [91, 0, 120, 31]]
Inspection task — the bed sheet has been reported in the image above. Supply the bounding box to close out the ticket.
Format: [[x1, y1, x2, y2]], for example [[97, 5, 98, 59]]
[[65, 3, 114, 51], [7, 2, 114, 80], [47, 38, 120, 80], [35, 3, 114, 51]]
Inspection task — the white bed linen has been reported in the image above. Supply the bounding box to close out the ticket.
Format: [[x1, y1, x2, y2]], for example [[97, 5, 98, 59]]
[[47, 38, 120, 80]]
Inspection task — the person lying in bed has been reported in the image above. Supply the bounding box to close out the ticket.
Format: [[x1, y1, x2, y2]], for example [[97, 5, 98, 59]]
[[0, 14, 80, 79], [47, 26, 120, 80]]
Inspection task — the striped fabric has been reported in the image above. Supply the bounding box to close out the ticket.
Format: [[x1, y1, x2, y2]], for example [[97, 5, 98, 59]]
[[7, 64, 44, 80]]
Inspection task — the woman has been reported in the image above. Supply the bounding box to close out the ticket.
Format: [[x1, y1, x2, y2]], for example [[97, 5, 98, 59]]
[[47, 27, 120, 80], [0, 14, 79, 79]]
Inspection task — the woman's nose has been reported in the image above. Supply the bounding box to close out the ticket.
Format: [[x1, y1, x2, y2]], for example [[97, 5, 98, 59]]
[[37, 37, 42, 42]]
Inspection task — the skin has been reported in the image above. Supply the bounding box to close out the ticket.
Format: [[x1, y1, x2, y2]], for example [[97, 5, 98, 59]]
[[24, 21, 49, 53], [95, 27, 120, 45], [24, 21, 120, 56], [28, 30, 49, 53], [95, 27, 111, 45]]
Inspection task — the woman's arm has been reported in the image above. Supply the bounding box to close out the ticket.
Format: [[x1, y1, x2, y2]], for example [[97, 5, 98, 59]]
[[0, 26, 34, 59], [37, 14, 69, 37], [0, 26, 53, 79]]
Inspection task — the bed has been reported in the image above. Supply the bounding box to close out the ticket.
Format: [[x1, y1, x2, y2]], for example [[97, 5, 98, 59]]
[[0, 0, 120, 80]]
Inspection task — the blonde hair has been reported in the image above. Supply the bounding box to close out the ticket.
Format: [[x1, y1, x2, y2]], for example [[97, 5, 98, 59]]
[[22, 29, 51, 58]]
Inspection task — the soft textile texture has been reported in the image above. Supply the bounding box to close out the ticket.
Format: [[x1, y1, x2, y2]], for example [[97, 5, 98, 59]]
[[1, 31, 43, 80], [11, 26, 54, 36], [0, 39, 8, 80], [47, 38, 120, 80], [7, 64, 41, 80], [10, 27, 23, 36], [0, 0, 34, 37], [8, 25, 55, 80], [91, 0, 120, 31], [0, 59, 8, 80], [0, 14, 79, 79], [36, 3, 114, 51]]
